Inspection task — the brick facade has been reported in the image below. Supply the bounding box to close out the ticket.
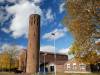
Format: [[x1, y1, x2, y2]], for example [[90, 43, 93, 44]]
[[26, 14, 40, 74], [39, 52, 68, 72], [64, 58, 91, 73], [18, 50, 100, 73], [18, 50, 68, 73]]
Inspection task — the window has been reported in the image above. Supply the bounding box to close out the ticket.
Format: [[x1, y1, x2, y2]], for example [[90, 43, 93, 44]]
[[79, 63, 86, 70], [67, 64, 70, 70], [73, 63, 77, 70], [49, 63, 55, 72]]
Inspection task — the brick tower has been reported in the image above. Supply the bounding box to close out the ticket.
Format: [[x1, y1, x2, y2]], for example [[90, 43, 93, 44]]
[[26, 14, 40, 74]]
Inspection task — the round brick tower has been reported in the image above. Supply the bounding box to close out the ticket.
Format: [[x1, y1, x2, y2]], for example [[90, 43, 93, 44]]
[[26, 14, 40, 74]]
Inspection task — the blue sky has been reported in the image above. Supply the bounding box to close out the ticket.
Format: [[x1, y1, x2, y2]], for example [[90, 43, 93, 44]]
[[0, 0, 74, 55]]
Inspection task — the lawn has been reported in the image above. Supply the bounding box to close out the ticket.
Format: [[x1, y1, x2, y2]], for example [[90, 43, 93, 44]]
[[0, 72, 99, 75], [37, 72, 100, 75]]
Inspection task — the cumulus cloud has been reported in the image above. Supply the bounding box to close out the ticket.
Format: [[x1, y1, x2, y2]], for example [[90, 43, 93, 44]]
[[6, 1, 42, 38], [1, 28, 11, 33], [6, 0, 17, 3], [1, 0, 42, 3], [1, 43, 25, 51], [59, 2, 65, 13], [46, 9, 54, 21], [0, 0, 4, 2], [0, 0, 17, 3], [58, 46, 71, 54], [0, 8, 5, 22], [0, 7, 11, 26], [19, 0, 42, 4], [58, 46, 74, 59], [95, 39, 100, 44], [34, 0, 41, 3], [40, 45, 55, 53], [42, 27, 67, 40], [40, 45, 72, 56]]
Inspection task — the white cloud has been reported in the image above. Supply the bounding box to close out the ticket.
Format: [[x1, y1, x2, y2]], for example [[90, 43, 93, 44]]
[[0, 7, 11, 25], [58, 46, 71, 54], [59, 2, 65, 13], [1, 0, 42, 3], [40, 45, 73, 59], [0, 0, 17, 3], [58, 46, 74, 59], [0, 0, 4, 2], [18, 0, 42, 4], [40, 44, 74, 59], [6, 0, 17, 3], [6, 1, 42, 38], [1, 28, 11, 33], [95, 39, 100, 44], [63, 27, 68, 32], [34, 0, 41, 3], [46, 9, 54, 21], [42, 28, 67, 40], [40, 45, 55, 53], [0, 14, 11, 26], [18, 0, 28, 4], [1, 43, 25, 51], [0, 9, 5, 22]]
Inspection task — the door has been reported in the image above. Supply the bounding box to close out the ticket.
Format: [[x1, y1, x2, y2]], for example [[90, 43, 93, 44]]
[[50, 66, 55, 72]]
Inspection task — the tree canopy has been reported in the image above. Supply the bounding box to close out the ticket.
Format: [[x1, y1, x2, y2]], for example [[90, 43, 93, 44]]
[[0, 45, 19, 71], [64, 0, 100, 63]]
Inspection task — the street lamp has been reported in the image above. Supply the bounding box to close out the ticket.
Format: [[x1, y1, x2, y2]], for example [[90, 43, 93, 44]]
[[51, 33, 56, 75], [43, 53, 47, 75], [38, 51, 40, 75]]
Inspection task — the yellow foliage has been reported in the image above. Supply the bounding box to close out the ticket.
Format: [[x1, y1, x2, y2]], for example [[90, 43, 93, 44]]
[[64, 0, 100, 64]]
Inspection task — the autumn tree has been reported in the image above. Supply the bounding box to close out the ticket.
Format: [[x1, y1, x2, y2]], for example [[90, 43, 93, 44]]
[[0, 44, 19, 71], [64, 0, 100, 63], [0, 51, 10, 70]]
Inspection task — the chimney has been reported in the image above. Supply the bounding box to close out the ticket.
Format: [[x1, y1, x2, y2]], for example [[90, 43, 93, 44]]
[[26, 14, 40, 74]]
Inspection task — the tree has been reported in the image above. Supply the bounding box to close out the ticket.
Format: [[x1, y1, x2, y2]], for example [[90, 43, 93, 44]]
[[0, 44, 20, 71], [0, 51, 10, 70], [6, 45, 19, 70], [64, 0, 100, 63]]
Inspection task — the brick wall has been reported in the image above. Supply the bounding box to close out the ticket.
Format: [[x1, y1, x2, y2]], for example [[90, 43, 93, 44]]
[[40, 52, 68, 72], [64, 58, 91, 73]]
